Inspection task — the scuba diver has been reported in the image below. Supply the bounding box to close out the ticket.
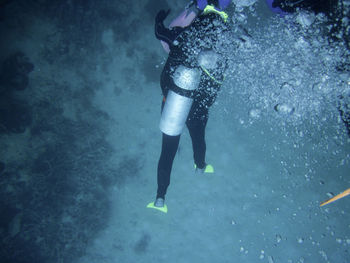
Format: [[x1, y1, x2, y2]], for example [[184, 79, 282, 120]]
[[147, 0, 231, 213]]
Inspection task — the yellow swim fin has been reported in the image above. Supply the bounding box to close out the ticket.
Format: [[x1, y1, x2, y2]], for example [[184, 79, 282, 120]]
[[147, 202, 168, 213], [204, 164, 214, 173], [194, 164, 214, 173], [320, 188, 350, 207]]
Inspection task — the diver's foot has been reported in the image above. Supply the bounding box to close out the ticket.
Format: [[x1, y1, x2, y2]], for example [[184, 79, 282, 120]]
[[195, 166, 205, 174], [154, 198, 165, 207], [195, 163, 214, 174], [147, 198, 168, 213]]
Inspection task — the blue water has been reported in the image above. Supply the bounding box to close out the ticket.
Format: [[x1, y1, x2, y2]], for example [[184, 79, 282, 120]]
[[0, 0, 349, 263]]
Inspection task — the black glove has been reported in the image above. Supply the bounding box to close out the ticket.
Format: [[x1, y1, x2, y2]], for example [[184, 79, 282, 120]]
[[155, 8, 185, 46], [155, 9, 171, 24]]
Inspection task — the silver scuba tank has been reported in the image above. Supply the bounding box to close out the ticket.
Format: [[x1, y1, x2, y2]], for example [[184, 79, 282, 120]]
[[159, 65, 201, 136]]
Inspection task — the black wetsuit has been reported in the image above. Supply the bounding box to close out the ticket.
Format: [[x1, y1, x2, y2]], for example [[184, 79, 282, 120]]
[[154, 10, 228, 200]]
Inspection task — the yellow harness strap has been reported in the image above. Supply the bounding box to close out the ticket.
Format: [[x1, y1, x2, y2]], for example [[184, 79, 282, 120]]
[[200, 66, 224, 85], [203, 5, 229, 23]]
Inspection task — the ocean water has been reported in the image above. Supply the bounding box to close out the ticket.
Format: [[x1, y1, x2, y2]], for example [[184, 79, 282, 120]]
[[0, 0, 349, 263]]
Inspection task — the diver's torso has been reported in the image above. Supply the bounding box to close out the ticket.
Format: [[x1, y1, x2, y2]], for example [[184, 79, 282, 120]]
[[162, 13, 228, 107], [169, 13, 228, 68]]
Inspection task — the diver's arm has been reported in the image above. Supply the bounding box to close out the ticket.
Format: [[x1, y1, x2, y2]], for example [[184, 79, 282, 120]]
[[155, 20, 174, 44], [155, 10, 185, 45]]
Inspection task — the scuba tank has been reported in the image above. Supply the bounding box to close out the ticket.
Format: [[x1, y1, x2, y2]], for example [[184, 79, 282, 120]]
[[159, 65, 201, 136]]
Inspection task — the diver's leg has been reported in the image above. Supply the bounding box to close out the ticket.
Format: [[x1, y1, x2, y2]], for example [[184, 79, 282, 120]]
[[186, 106, 209, 170], [156, 133, 180, 200]]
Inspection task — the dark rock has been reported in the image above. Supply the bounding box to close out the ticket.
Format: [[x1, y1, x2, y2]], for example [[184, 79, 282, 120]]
[[272, 0, 337, 15], [0, 102, 32, 134], [2, 52, 34, 75], [0, 161, 4, 173], [9, 73, 29, 91], [0, 202, 18, 230], [134, 233, 151, 254], [0, 52, 34, 91], [0, 0, 12, 8]]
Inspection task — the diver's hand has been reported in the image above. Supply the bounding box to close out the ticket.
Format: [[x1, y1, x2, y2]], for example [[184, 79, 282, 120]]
[[155, 9, 171, 24]]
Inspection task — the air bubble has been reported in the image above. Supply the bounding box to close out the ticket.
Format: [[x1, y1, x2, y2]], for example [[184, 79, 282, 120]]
[[276, 234, 282, 243], [297, 237, 304, 243]]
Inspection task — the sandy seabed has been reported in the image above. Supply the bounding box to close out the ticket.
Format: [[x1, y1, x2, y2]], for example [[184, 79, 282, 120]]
[[0, 1, 349, 263]]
